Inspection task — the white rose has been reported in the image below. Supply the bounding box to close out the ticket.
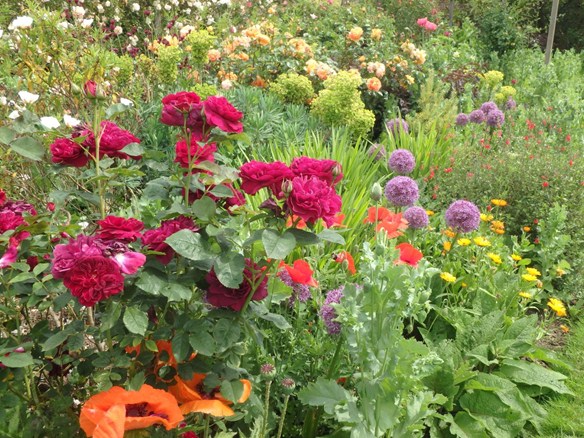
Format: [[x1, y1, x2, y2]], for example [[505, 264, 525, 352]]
[[8, 16, 33, 31], [81, 19, 94, 28], [63, 114, 81, 128], [8, 110, 20, 119], [18, 90, 40, 104], [131, 3, 140, 11], [221, 79, 233, 90], [40, 116, 60, 129], [113, 26, 123, 35], [120, 98, 133, 107]]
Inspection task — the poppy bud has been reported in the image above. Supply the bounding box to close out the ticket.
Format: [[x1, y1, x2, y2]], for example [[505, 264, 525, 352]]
[[370, 182, 383, 202]]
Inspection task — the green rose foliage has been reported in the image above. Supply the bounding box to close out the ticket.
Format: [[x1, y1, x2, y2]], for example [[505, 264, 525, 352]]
[[310, 70, 375, 138], [270, 72, 314, 105]]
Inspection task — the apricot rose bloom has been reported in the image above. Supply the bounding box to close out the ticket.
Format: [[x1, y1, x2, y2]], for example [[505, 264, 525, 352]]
[[348, 26, 363, 42], [79, 384, 183, 437]]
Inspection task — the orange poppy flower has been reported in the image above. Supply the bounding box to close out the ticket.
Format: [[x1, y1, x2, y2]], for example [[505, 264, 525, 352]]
[[169, 374, 252, 416], [324, 213, 346, 229], [394, 243, 423, 267], [79, 384, 183, 437], [363, 206, 392, 223], [280, 259, 318, 287], [286, 215, 307, 229], [376, 213, 408, 239], [332, 251, 356, 274]]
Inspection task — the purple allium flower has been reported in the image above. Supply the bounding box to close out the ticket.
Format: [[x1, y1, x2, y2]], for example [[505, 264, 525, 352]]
[[279, 269, 311, 306], [388, 149, 416, 175], [385, 118, 409, 136], [384, 176, 419, 207], [486, 109, 505, 127], [505, 98, 517, 110], [469, 110, 486, 124], [480, 101, 498, 115], [367, 143, 386, 161], [444, 200, 480, 233], [403, 206, 429, 229], [455, 113, 469, 127], [319, 286, 344, 335]]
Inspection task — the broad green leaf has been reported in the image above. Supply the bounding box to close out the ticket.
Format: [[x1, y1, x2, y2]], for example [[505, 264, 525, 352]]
[[189, 331, 216, 356], [262, 229, 296, 259], [288, 228, 320, 246], [128, 371, 146, 391], [10, 136, 45, 161], [298, 377, 350, 415], [42, 330, 71, 351], [220, 380, 244, 404], [0, 127, 17, 145], [317, 229, 345, 245], [192, 196, 216, 221], [450, 412, 489, 438], [101, 303, 123, 331], [123, 307, 148, 336], [214, 252, 245, 289], [496, 359, 572, 395], [172, 332, 191, 362], [0, 351, 34, 368], [213, 319, 241, 352], [135, 269, 167, 295], [166, 229, 215, 261], [8, 271, 34, 284], [256, 311, 292, 330], [120, 142, 144, 156], [105, 102, 130, 118], [160, 283, 192, 302]]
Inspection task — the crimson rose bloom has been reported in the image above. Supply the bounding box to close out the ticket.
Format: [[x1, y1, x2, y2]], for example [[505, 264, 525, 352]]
[[63, 256, 124, 306], [174, 138, 217, 169], [286, 176, 342, 227], [205, 259, 268, 311], [0, 211, 26, 234], [83, 121, 141, 160], [160, 92, 204, 134], [50, 138, 89, 167], [203, 96, 243, 134], [142, 216, 199, 265], [290, 157, 343, 186], [239, 161, 294, 197], [51, 235, 104, 279], [96, 216, 144, 242]]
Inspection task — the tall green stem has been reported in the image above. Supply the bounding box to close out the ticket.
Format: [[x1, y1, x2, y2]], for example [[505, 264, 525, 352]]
[[260, 380, 273, 438], [92, 106, 106, 219], [276, 394, 290, 438]]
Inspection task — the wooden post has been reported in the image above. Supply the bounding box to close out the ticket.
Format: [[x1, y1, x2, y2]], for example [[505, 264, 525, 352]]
[[545, 0, 561, 64]]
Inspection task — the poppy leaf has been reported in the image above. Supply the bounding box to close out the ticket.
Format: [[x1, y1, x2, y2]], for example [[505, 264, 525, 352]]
[[123, 307, 148, 336], [262, 229, 296, 259]]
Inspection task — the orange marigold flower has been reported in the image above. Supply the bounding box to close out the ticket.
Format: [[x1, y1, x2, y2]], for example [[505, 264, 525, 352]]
[[257, 34, 271, 46], [79, 385, 183, 437], [169, 374, 251, 416], [443, 228, 456, 238]]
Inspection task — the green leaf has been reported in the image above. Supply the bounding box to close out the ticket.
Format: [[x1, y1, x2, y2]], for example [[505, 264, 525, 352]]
[[262, 229, 296, 259], [298, 377, 350, 415], [213, 319, 241, 352], [105, 103, 130, 118], [496, 359, 572, 395], [450, 412, 490, 438], [160, 283, 192, 302], [120, 142, 144, 157], [220, 380, 244, 404], [10, 136, 45, 161], [317, 229, 345, 245], [172, 332, 191, 362], [135, 269, 167, 295], [123, 307, 148, 336], [42, 330, 71, 351], [189, 331, 216, 356], [192, 196, 216, 221], [256, 311, 292, 330], [288, 228, 320, 246], [214, 252, 245, 289], [0, 127, 17, 145], [166, 229, 215, 262], [128, 372, 146, 391], [0, 351, 34, 368], [8, 272, 34, 284]]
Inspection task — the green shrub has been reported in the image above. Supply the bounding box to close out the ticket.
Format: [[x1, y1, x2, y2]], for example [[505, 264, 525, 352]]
[[269, 72, 314, 105]]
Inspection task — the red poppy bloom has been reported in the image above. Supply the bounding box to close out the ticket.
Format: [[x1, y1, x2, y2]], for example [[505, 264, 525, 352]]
[[394, 243, 423, 267], [79, 384, 183, 437], [280, 259, 318, 287], [376, 212, 408, 239], [332, 251, 356, 274], [169, 374, 252, 417], [363, 206, 392, 223]]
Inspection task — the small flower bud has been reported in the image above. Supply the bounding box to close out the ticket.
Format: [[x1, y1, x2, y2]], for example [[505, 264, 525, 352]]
[[260, 363, 276, 380], [281, 377, 296, 393], [370, 182, 383, 202], [281, 180, 293, 196]]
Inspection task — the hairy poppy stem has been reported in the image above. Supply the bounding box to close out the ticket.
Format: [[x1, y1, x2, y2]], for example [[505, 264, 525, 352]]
[[276, 394, 290, 438], [260, 379, 272, 437]]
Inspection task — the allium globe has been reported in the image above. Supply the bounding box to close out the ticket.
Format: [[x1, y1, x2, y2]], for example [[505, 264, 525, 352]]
[[403, 206, 429, 229], [480, 101, 498, 115], [444, 200, 480, 233], [385, 118, 409, 136], [505, 98, 517, 110], [486, 109, 505, 127], [469, 109, 486, 124], [384, 176, 419, 207], [367, 143, 386, 161], [388, 149, 416, 175], [319, 286, 345, 335], [455, 113, 469, 127]]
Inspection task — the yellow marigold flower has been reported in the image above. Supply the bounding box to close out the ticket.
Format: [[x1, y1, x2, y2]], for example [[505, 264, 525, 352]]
[[348, 26, 364, 42], [523, 226, 531, 232], [556, 268, 566, 277], [522, 274, 537, 282], [480, 213, 494, 222], [473, 236, 491, 247], [511, 254, 522, 261], [547, 298, 567, 317], [426, 210, 435, 216], [560, 324, 570, 333], [491, 199, 507, 207], [526, 267, 541, 277], [440, 272, 457, 283], [443, 229, 456, 238], [457, 238, 471, 246], [443, 241, 452, 252], [518, 291, 532, 299], [405, 74, 415, 85], [487, 253, 502, 264]]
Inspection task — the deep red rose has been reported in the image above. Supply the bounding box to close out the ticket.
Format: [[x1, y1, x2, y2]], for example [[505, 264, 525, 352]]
[[83, 121, 141, 160], [50, 137, 89, 167], [161, 92, 204, 135], [2, 200, 37, 216], [63, 256, 124, 306], [174, 138, 217, 169], [51, 235, 104, 279], [0, 211, 26, 234], [224, 183, 246, 208], [290, 157, 343, 186], [286, 176, 342, 227], [96, 215, 144, 242], [84, 80, 97, 97], [239, 161, 294, 197], [205, 259, 267, 311], [142, 216, 199, 265], [203, 96, 243, 134]]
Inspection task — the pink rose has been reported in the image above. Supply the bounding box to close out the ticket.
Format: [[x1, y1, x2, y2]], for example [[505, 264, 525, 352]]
[[290, 157, 343, 186], [63, 256, 125, 306], [416, 17, 428, 27], [174, 138, 217, 169], [141, 216, 199, 265], [0, 211, 26, 234], [50, 138, 89, 167], [0, 245, 18, 269], [203, 96, 244, 134], [51, 235, 104, 279], [82, 121, 141, 160], [96, 216, 144, 242], [113, 251, 146, 274], [160, 92, 204, 135], [84, 80, 97, 97], [239, 161, 294, 197], [205, 259, 267, 311], [285, 176, 342, 227], [2, 200, 37, 216], [424, 21, 437, 31]]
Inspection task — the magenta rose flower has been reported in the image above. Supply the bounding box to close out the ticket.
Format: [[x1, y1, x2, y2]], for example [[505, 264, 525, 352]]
[[286, 176, 342, 227], [174, 138, 217, 169], [203, 96, 244, 134], [50, 138, 89, 167], [160, 92, 204, 135], [113, 251, 146, 275], [205, 259, 268, 311], [141, 216, 199, 265], [51, 235, 104, 279], [0, 211, 26, 234], [2, 200, 37, 216], [0, 189, 5, 207], [0, 245, 18, 269], [62, 256, 125, 306], [96, 216, 144, 242], [239, 160, 294, 197], [82, 121, 141, 160], [290, 157, 343, 186]]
